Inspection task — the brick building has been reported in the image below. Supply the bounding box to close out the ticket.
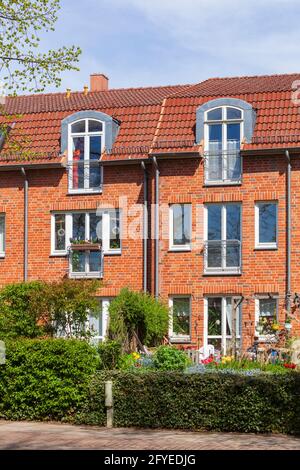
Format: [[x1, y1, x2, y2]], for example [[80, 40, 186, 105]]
[[0, 72, 300, 351]]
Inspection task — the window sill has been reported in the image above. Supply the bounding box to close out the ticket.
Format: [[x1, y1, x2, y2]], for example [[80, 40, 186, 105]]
[[50, 250, 121, 257], [169, 246, 191, 252], [170, 336, 191, 344], [254, 245, 278, 251], [204, 269, 242, 276], [50, 252, 68, 257], [0, 253, 5, 259], [204, 180, 242, 187], [69, 272, 103, 279], [67, 189, 103, 196]]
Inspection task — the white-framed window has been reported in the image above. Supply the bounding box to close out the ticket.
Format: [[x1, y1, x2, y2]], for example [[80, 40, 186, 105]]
[[68, 118, 104, 193], [169, 296, 191, 342], [51, 210, 121, 255], [255, 297, 278, 341], [89, 298, 111, 344], [169, 204, 191, 251], [204, 203, 241, 274], [255, 202, 278, 249], [204, 296, 241, 355], [204, 106, 243, 184], [0, 214, 5, 257]]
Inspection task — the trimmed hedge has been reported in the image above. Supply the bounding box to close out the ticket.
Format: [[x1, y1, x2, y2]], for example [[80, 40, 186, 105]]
[[78, 371, 300, 434], [0, 338, 100, 421]]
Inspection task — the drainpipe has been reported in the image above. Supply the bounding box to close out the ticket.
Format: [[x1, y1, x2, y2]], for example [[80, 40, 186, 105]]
[[20, 167, 28, 281], [141, 161, 148, 292], [153, 157, 159, 299], [285, 150, 291, 312]]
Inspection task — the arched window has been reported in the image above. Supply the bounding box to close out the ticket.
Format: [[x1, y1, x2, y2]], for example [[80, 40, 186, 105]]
[[68, 118, 104, 193], [204, 106, 243, 184]]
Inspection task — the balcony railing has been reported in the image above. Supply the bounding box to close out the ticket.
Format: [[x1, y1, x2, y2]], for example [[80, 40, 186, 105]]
[[203, 240, 242, 274], [204, 143, 242, 184], [68, 243, 104, 279], [67, 160, 102, 193]]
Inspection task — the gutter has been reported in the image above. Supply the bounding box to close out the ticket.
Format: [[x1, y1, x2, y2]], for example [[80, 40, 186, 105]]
[[285, 150, 291, 313], [141, 161, 148, 293], [152, 157, 160, 299], [20, 167, 28, 282]]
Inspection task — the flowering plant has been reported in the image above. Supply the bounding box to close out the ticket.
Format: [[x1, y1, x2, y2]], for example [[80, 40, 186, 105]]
[[283, 362, 297, 369]]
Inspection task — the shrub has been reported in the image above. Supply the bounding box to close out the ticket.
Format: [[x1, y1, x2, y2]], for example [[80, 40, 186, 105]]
[[98, 340, 122, 369], [153, 346, 191, 371], [0, 281, 46, 338], [108, 288, 169, 350], [79, 370, 300, 434], [0, 338, 101, 421]]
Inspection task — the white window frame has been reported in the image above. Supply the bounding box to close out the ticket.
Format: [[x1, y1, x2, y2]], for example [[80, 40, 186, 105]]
[[169, 296, 191, 343], [204, 296, 241, 355], [89, 298, 111, 344], [0, 214, 5, 258], [255, 201, 278, 250], [204, 106, 243, 185], [68, 118, 104, 194], [203, 203, 242, 275], [51, 210, 121, 256], [255, 296, 278, 342], [169, 204, 192, 251]]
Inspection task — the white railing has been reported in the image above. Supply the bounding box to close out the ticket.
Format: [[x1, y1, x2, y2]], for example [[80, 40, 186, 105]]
[[204, 142, 241, 184], [203, 239, 242, 274]]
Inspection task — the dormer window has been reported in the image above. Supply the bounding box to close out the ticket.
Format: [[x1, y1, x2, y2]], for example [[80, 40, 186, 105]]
[[204, 106, 243, 184], [68, 118, 103, 193]]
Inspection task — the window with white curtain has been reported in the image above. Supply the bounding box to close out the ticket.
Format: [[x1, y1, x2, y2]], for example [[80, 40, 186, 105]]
[[0, 214, 5, 256], [204, 297, 241, 354], [89, 298, 111, 344], [169, 204, 191, 250]]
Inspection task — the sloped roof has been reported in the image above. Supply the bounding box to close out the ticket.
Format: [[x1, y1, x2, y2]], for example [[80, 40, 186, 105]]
[[1, 73, 300, 165]]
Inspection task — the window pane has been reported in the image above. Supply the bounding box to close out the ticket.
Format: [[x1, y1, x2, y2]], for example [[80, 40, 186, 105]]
[[88, 120, 103, 133], [109, 210, 120, 250], [71, 251, 85, 272], [207, 298, 222, 336], [89, 251, 101, 272], [259, 203, 277, 243], [72, 137, 85, 189], [227, 107, 241, 120], [89, 302, 103, 337], [89, 136, 102, 188], [258, 298, 277, 335], [72, 213, 85, 241], [89, 136, 102, 160], [207, 108, 222, 121], [71, 120, 85, 133], [54, 214, 65, 251], [172, 204, 191, 245], [208, 124, 222, 147], [227, 123, 240, 148], [172, 298, 190, 336], [207, 242, 222, 268], [207, 205, 221, 240], [226, 205, 240, 240], [225, 298, 240, 336], [0, 215, 5, 252], [90, 214, 102, 244]]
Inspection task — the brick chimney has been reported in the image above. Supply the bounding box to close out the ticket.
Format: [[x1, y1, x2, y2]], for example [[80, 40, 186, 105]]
[[90, 73, 109, 92]]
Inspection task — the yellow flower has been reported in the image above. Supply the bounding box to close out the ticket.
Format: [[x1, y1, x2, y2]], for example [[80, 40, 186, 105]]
[[132, 352, 140, 360], [271, 323, 280, 331]]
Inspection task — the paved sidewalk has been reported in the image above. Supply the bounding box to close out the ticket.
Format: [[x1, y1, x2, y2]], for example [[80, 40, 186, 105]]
[[0, 421, 299, 450]]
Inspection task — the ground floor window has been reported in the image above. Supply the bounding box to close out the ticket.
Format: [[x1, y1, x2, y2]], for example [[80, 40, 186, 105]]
[[169, 296, 191, 342], [89, 298, 111, 344], [204, 296, 241, 355], [255, 296, 278, 340]]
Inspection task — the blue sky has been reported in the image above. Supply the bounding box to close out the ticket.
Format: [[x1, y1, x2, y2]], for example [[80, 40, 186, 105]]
[[41, 0, 300, 92]]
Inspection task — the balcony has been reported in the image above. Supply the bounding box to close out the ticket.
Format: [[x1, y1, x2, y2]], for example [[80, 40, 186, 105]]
[[204, 144, 242, 185], [67, 160, 102, 193], [68, 242, 103, 279], [203, 240, 241, 275]]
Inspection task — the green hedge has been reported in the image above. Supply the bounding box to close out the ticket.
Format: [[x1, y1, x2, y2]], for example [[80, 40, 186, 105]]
[[78, 371, 300, 434], [0, 338, 100, 421]]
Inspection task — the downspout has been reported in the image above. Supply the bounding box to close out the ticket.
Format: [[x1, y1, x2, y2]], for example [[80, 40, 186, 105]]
[[20, 167, 28, 281], [285, 150, 291, 313], [141, 161, 148, 292], [153, 157, 159, 299]]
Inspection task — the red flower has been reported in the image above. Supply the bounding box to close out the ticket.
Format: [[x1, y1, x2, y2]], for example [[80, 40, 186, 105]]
[[283, 363, 296, 369]]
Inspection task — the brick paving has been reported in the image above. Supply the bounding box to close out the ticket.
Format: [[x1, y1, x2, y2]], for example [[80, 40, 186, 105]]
[[0, 421, 299, 450]]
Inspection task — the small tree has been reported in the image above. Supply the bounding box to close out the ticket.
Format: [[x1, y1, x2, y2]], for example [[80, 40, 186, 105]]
[[108, 288, 169, 352]]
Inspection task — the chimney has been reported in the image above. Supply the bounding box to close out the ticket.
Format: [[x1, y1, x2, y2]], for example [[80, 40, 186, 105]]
[[90, 73, 109, 92]]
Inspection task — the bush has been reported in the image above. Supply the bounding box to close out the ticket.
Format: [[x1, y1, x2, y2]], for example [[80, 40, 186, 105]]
[[0, 338, 101, 421], [79, 370, 300, 434], [98, 340, 122, 369], [108, 288, 169, 350], [0, 281, 46, 338], [153, 346, 191, 371]]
